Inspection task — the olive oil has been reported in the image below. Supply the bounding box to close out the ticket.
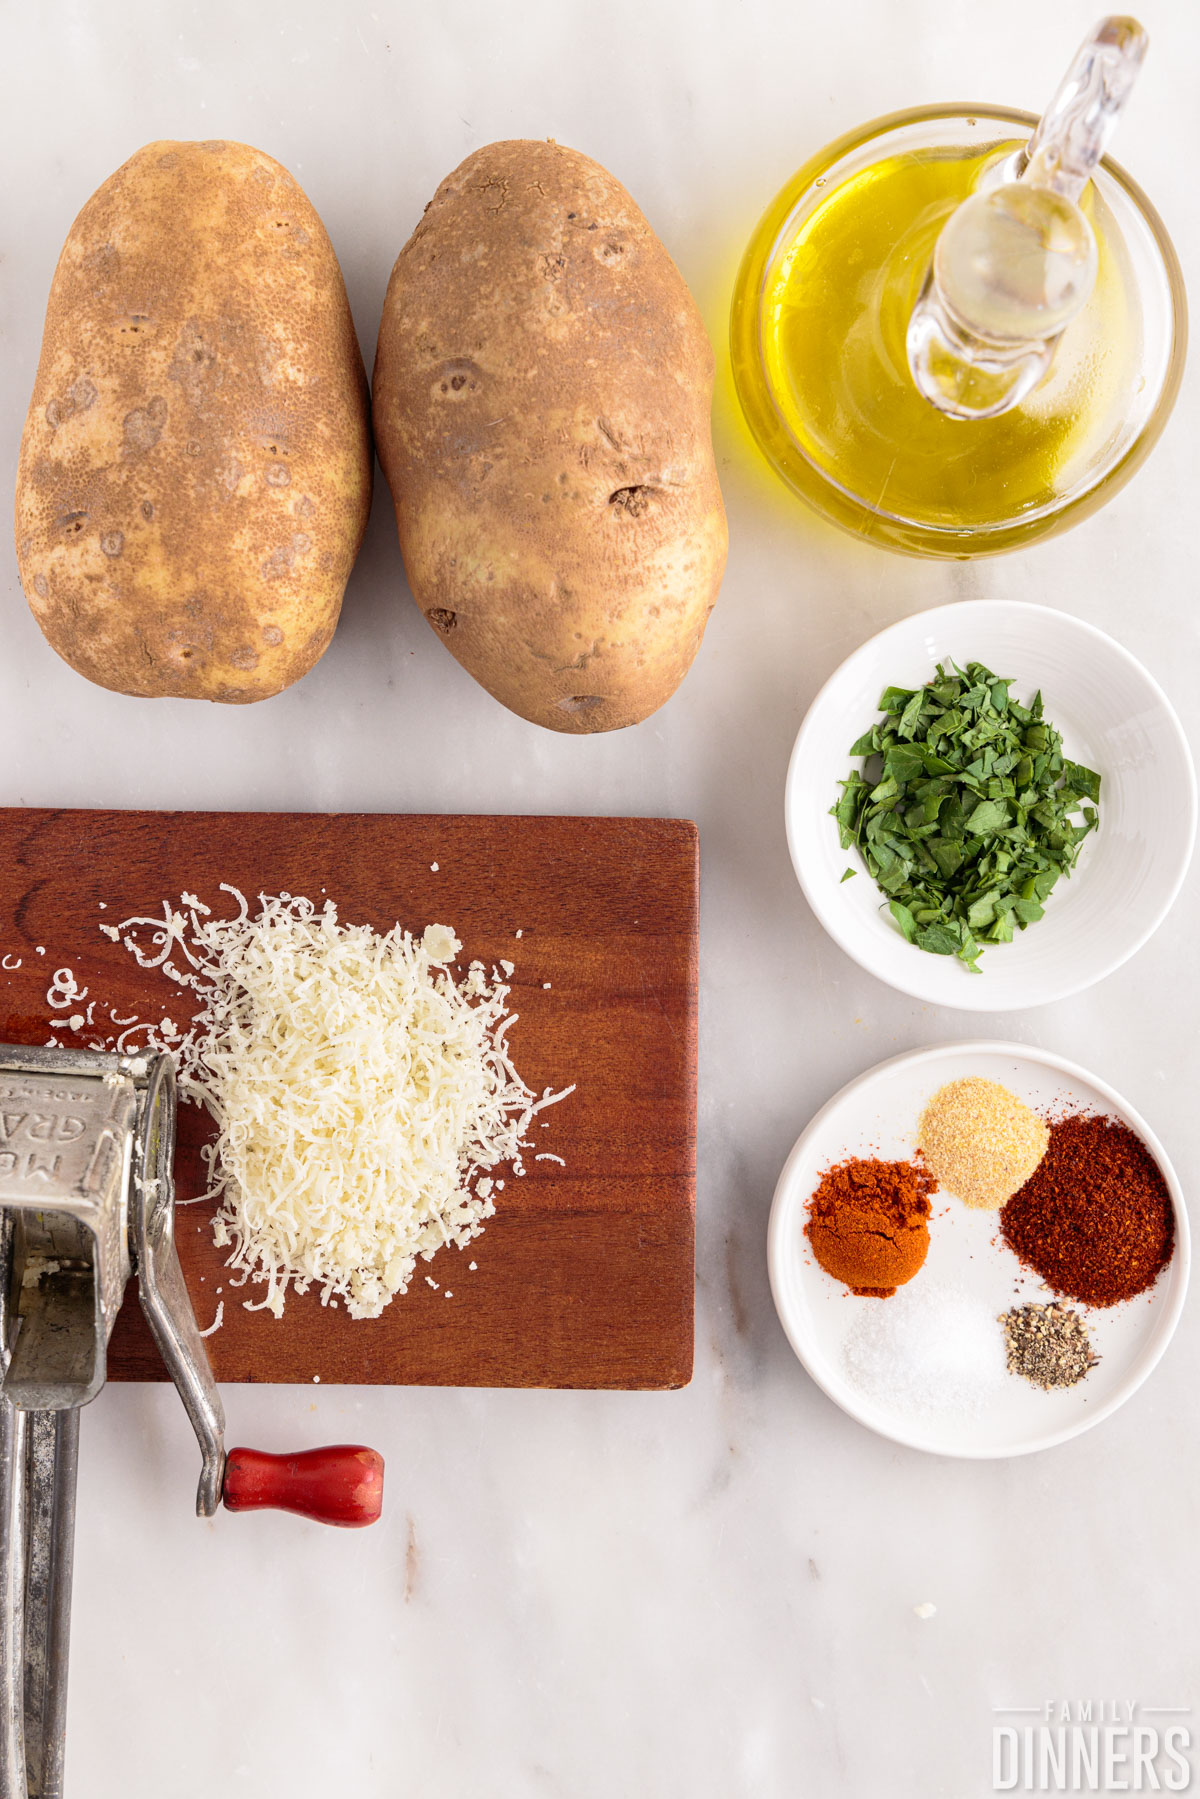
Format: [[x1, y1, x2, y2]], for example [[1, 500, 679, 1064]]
[[725, 93, 1188, 559], [758, 142, 1132, 535]]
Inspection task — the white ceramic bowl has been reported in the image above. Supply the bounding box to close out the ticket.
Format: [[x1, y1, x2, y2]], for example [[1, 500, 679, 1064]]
[[786, 601, 1196, 1010], [768, 1042, 1190, 1458]]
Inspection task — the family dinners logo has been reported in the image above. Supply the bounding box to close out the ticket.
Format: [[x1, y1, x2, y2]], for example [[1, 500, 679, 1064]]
[[992, 1701, 1193, 1791]]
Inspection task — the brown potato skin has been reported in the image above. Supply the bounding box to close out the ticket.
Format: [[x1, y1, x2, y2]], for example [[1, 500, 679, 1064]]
[[15, 140, 372, 702], [372, 140, 727, 733]]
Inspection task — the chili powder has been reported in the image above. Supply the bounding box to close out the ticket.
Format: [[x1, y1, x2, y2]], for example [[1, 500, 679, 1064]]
[[806, 1157, 936, 1298], [1000, 1113, 1174, 1307]]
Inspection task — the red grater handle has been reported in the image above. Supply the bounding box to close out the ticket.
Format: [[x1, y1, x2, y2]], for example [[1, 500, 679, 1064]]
[[222, 1445, 384, 1527]]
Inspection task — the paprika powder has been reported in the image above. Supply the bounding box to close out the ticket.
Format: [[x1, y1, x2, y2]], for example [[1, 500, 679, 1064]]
[[806, 1157, 936, 1298], [1000, 1113, 1174, 1306]]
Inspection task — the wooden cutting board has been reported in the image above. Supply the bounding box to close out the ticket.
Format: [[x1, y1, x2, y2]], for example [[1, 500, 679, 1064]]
[[0, 810, 697, 1389]]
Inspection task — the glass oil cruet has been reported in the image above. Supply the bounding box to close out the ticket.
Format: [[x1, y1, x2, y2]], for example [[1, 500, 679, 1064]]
[[729, 16, 1186, 558]]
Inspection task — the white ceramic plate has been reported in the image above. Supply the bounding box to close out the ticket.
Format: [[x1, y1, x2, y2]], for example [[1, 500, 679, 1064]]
[[786, 601, 1196, 1009], [768, 1042, 1189, 1458]]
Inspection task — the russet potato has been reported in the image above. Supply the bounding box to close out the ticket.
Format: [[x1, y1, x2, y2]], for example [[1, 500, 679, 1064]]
[[372, 139, 727, 733], [15, 140, 372, 702]]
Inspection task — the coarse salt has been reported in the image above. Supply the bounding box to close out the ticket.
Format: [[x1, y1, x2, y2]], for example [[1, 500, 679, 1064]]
[[842, 1281, 1007, 1419]]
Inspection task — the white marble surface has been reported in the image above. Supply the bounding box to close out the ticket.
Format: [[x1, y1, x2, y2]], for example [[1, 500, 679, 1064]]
[[2, 1, 1199, 1793]]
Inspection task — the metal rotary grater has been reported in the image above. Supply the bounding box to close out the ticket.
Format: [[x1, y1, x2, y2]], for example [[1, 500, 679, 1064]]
[[0, 1043, 384, 1799]]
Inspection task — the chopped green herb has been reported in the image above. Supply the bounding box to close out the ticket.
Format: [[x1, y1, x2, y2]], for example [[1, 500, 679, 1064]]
[[832, 660, 1101, 970], [840, 867, 857, 883]]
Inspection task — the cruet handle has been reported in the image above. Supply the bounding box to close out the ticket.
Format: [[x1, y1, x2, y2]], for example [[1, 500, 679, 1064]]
[[1017, 16, 1148, 204]]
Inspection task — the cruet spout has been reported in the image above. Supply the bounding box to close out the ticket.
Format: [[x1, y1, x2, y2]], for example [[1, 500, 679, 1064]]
[[906, 16, 1149, 421]]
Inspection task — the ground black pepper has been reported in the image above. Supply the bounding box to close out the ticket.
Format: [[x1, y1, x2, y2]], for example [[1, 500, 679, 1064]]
[[1001, 1302, 1098, 1390], [999, 1113, 1174, 1306]]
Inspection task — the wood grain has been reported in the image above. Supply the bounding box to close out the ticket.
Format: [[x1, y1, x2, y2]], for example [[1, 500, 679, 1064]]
[[0, 810, 697, 1389]]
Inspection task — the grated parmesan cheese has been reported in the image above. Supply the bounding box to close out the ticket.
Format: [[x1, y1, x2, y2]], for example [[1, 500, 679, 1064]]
[[106, 888, 574, 1320], [47, 967, 87, 1010]]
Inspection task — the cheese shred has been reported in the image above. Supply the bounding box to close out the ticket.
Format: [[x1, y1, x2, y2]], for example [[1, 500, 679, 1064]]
[[109, 888, 574, 1320]]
